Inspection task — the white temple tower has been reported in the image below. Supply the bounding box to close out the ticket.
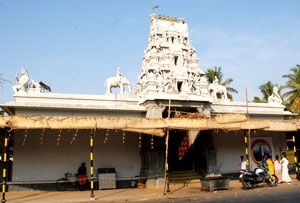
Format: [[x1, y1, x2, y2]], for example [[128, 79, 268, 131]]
[[136, 12, 210, 99]]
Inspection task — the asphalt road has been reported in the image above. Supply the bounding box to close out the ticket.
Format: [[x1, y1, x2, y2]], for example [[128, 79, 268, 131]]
[[132, 183, 300, 203]]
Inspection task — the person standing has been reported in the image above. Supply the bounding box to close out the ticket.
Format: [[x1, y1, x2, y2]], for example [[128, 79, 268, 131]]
[[116, 67, 123, 79], [262, 154, 268, 166], [77, 162, 87, 187], [274, 155, 282, 183], [281, 152, 292, 183], [266, 155, 275, 174], [238, 155, 247, 170]]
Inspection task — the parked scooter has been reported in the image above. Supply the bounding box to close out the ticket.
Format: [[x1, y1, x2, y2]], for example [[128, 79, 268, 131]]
[[239, 164, 278, 189]]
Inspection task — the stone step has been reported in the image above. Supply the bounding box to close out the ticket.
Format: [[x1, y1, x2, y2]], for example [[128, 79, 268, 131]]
[[168, 171, 200, 183]]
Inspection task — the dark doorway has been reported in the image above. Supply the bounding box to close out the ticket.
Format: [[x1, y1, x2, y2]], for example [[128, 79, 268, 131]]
[[177, 81, 183, 92], [168, 130, 193, 171], [192, 130, 215, 176], [174, 56, 178, 65]]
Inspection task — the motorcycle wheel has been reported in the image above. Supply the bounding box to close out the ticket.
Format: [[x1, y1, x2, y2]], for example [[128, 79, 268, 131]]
[[266, 174, 278, 187], [241, 176, 254, 190]]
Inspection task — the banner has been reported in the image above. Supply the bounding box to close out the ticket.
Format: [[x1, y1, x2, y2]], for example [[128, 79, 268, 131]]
[[249, 137, 274, 169]]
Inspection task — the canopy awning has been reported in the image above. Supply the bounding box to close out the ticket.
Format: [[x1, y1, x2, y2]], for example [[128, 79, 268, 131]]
[[0, 114, 298, 137]]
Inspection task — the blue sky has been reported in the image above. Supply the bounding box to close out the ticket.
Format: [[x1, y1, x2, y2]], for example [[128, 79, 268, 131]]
[[1, 0, 300, 103]]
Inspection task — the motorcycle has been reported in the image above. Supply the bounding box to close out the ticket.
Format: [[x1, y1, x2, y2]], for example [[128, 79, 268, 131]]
[[239, 164, 278, 189]]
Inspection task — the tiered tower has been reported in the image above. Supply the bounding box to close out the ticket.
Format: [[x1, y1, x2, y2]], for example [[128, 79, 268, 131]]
[[136, 11, 210, 100]]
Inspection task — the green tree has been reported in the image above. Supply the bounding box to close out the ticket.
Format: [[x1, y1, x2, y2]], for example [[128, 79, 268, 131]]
[[253, 81, 280, 103], [205, 66, 238, 100], [281, 64, 300, 114]]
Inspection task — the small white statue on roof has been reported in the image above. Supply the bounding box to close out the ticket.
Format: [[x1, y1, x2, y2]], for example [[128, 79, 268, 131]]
[[268, 87, 282, 104], [116, 67, 123, 79], [12, 67, 29, 93]]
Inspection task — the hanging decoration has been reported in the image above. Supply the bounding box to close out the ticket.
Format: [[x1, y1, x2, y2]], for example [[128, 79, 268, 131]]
[[57, 129, 62, 146], [138, 133, 142, 149], [70, 129, 78, 144], [178, 134, 189, 160], [122, 131, 126, 144], [22, 129, 28, 146], [40, 129, 45, 144], [151, 135, 154, 149], [104, 129, 109, 143]]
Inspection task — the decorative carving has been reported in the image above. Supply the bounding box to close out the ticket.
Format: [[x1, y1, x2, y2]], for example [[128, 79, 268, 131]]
[[135, 11, 209, 99], [12, 68, 50, 94], [102, 12, 226, 102], [105, 68, 132, 94], [12, 68, 29, 93], [29, 79, 41, 92], [268, 87, 282, 104], [208, 77, 229, 101]]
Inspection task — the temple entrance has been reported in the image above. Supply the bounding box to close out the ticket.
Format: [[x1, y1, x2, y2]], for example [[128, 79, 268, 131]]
[[168, 130, 193, 172], [162, 107, 199, 172], [167, 129, 216, 176]]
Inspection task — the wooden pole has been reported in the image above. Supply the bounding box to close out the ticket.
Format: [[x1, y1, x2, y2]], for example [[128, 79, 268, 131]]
[[163, 95, 171, 194], [245, 85, 249, 120], [163, 130, 170, 194], [244, 86, 251, 170]]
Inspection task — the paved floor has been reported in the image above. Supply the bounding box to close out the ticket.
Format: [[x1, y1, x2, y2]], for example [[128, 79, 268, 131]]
[[3, 177, 300, 203]]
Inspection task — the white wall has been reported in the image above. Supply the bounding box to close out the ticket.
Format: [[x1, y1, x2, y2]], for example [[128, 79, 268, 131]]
[[212, 130, 287, 174], [12, 129, 141, 182]]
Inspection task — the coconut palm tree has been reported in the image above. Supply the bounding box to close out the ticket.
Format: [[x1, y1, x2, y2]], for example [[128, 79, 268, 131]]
[[205, 66, 238, 100], [281, 65, 300, 114], [253, 81, 280, 103]]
